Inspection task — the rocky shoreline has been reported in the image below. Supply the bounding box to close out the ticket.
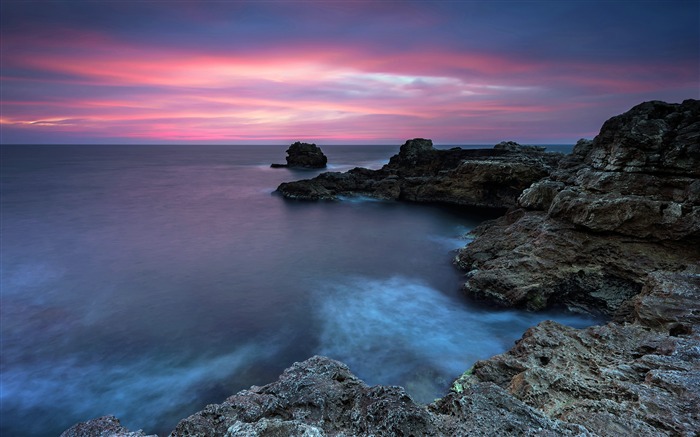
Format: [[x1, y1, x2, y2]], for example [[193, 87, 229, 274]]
[[62, 100, 699, 436]]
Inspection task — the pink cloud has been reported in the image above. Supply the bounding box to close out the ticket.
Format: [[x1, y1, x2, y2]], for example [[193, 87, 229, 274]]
[[2, 28, 696, 144]]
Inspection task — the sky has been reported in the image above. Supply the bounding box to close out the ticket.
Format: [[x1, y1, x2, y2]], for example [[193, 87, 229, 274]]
[[1, 0, 698, 145]]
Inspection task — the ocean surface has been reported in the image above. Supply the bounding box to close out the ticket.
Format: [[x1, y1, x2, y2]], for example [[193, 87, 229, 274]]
[[1, 143, 595, 436]]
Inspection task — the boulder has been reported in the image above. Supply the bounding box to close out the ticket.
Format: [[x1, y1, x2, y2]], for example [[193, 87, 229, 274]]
[[271, 142, 328, 168]]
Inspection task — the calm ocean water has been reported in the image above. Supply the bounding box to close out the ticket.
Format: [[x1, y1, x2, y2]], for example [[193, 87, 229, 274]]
[[1, 144, 593, 436]]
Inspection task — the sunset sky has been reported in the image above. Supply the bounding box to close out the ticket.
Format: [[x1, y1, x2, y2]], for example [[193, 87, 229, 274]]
[[1, 1, 698, 145]]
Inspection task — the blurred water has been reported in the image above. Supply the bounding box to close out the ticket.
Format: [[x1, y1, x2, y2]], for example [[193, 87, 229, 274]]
[[0, 143, 589, 436]]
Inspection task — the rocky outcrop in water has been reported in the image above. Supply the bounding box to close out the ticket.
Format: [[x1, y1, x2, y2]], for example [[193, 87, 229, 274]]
[[271, 142, 328, 168], [277, 138, 561, 209]]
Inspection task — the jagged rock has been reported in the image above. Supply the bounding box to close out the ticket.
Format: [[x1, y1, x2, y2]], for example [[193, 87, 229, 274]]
[[168, 355, 590, 436], [457, 99, 700, 315], [271, 142, 328, 168], [494, 140, 546, 153], [518, 180, 566, 210], [277, 138, 561, 208], [587, 100, 700, 176], [456, 272, 700, 436], [452, 100, 700, 436], [60, 415, 156, 437], [169, 355, 439, 436]]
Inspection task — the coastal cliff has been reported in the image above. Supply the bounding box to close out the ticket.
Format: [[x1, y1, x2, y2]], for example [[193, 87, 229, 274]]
[[62, 100, 699, 436]]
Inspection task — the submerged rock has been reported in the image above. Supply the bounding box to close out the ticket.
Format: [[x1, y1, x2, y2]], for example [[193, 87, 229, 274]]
[[277, 138, 561, 209], [271, 141, 328, 168]]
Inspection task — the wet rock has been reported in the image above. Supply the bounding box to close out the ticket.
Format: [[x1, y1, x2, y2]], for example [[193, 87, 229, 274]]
[[169, 355, 591, 436], [169, 355, 439, 436], [460, 286, 700, 436], [271, 142, 327, 168], [277, 138, 561, 208], [60, 416, 156, 437], [453, 100, 700, 436]]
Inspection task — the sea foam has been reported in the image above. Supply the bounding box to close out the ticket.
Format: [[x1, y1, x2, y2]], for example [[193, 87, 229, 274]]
[[315, 275, 597, 402]]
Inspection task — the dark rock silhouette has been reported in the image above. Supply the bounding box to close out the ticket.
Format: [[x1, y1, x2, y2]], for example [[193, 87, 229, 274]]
[[271, 141, 328, 168], [277, 138, 561, 209]]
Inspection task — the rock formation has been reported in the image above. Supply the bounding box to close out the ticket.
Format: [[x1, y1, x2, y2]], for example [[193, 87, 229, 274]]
[[455, 100, 700, 316], [60, 416, 155, 437], [277, 138, 562, 209], [62, 100, 699, 436], [169, 355, 588, 436], [451, 99, 700, 435], [271, 141, 328, 168]]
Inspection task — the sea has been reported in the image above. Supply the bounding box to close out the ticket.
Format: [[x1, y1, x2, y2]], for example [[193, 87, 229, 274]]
[[1, 143, 596, 436]]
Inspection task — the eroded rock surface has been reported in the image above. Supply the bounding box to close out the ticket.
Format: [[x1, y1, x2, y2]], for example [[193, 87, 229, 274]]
[[271, 142, 328, 168], [168, 355, 589, 436], [60, 416, 156, 437], [277, 138, 561, 209], [456, 100, 700, 315], [452, 100, 700, 436], [454, 272, 700, 437]]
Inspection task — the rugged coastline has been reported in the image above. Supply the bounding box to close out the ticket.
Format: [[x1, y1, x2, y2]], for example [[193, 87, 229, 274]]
[[63, 100, 699, 436], [276, 138, 561, 209]]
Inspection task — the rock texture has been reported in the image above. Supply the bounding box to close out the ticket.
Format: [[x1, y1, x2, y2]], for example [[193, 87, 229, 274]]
[[453, 271, 700, 437], [456, 100, 700, 316], [271, 142, 328, 168], [168, 355, 588, 436], [451, 100, 700, 436], [60, 415, 155, 437], [277, 138, 561, 209]]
